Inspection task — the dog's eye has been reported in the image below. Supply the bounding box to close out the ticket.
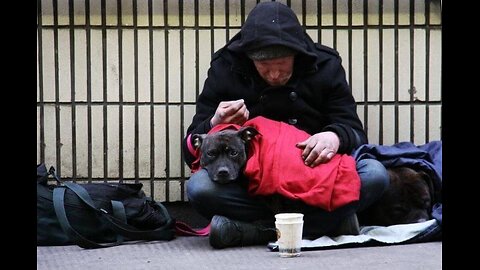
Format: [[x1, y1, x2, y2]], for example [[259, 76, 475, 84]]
[[206, 150, 217, 157], [229, 150, 238, 157]]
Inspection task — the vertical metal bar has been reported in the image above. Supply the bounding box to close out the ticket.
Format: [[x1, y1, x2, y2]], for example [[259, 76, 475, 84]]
[[163, 0, 170, 201], [133, 0, 140, 183], [225, 0, 230, 42], [101, 0, 109, 181], [240, 0, 245, 24], [68, 0, 77, 181], [317, 0, 322, 43], [347, 0, 353, 89], [209, 0, 214, 57], [409, 0, 415, 142], [53, 0, 61, 177], [301, 0, 306, 27], [425, 0, 431, 142], [332, 0, 337, 50], [37, 0, 46, 164], [117, 0, 124, 182], [378, 0, 384, 145], [86, 0, 93, 182], [179, 0, 186, 200], [195, 0, 200, 98], [393, 0, 399, 143], [362, 0, 369, 138], [148, 0, 155, 197]]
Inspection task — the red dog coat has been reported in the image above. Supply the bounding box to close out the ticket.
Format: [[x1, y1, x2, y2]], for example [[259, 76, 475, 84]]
[[190, 116, 360, 211]]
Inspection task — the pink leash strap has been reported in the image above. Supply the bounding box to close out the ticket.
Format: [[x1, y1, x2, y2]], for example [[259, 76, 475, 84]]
[[175, 221, 211, 236]]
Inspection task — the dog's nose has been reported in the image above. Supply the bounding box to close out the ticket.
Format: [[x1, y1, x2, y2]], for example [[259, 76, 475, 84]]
[[217, 168, 230, 178], [215, 169, 231, 184], [218, 171, 229, 177]]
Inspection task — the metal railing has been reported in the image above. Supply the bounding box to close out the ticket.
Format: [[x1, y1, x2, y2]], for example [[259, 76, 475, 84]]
[[37, 0, 442, 202]]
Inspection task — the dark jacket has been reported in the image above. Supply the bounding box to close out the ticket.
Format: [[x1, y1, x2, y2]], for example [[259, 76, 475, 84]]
[[183, 1, 367, 167]]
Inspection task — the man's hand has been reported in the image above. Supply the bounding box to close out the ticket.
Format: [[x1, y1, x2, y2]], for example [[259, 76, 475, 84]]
[[210, 99, 249, 127], [296, 131, 340, 167]]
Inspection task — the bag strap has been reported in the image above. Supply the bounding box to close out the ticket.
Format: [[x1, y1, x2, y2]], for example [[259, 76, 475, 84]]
[[53, 187, 125, 249], [53, 181, 175, 249], [65, 182, 175, 239], [50, 166, 127, 248], [49, 165, 204, 246], [100, 204, 175, 240]]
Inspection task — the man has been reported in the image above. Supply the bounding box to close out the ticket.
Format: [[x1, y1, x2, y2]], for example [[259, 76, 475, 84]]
[[182, 1, 389, 249]]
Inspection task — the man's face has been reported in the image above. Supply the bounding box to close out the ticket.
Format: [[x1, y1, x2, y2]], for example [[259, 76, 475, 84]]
[[252, 56, 295, 86]]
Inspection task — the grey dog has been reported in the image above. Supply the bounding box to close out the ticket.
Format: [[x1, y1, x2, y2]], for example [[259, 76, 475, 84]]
[[192, 127, 259, 184]]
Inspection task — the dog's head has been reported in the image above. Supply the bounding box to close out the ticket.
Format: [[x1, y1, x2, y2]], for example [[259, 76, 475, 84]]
[[360, 166, 434, 226], [192, 126, 259, 184]]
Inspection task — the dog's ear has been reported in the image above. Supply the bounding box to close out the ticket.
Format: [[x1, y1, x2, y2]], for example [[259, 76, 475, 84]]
[[418, 169, 435, 201], [192, 134, 207, 149], [238, 126, 259, 143]]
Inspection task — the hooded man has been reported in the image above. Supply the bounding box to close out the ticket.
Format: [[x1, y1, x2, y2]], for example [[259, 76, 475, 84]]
[[183, 1, 390, 249]]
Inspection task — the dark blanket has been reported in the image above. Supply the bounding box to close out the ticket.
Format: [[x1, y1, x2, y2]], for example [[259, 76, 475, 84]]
[[352, 141, 442, 225]]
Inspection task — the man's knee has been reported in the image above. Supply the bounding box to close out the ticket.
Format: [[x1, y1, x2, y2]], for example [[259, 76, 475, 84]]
[[356, 159, 390, 211], [186, 169, 216, 203], [357, 159, 389, 193]]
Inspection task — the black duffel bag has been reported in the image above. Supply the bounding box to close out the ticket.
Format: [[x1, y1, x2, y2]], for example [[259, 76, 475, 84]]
[[37, 163, 176, 249]]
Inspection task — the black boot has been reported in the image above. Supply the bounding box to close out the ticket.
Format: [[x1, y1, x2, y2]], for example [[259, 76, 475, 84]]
[[209, 215, 277, 249]]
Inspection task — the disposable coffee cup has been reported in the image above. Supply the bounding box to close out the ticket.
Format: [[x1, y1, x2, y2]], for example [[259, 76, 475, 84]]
[[274, 213, 304, 258]]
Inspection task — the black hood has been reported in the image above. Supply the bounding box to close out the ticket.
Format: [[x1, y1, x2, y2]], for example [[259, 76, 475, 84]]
[[227, 2, 318, 62]]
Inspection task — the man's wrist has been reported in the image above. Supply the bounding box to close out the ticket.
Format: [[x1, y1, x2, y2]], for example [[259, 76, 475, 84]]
[[210, 115, 218, 128]]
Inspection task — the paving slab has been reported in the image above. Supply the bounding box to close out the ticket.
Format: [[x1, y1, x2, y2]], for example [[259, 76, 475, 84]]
[[37, 236, 442, 270]]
